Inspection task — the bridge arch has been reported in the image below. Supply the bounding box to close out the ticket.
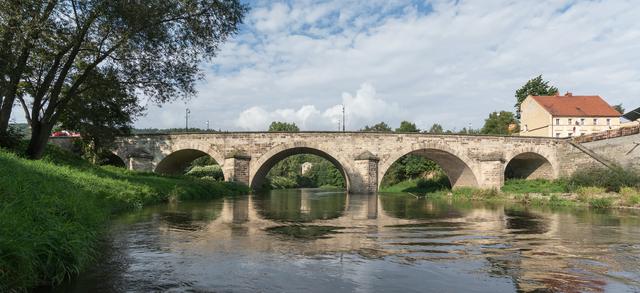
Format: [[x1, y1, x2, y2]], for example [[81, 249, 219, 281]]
[[379, 143, 480, 189], [249, 143, 353, 191], [155, 149, 225, 178], [504, 151, 557, 180]]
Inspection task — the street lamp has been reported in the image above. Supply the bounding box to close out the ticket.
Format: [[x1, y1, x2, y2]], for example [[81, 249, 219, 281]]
[[185, 108, 190, 132]]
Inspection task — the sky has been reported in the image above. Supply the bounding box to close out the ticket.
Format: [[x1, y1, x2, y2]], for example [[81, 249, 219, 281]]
[[24, 0, 640, 131]]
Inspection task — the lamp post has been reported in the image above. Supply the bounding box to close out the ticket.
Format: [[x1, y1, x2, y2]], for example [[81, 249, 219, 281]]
[[185, 108, 190, 132], [342, 104, 345, 132]]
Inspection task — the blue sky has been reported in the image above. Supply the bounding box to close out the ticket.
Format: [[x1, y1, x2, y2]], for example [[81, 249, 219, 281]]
[[135, 0, 640, 131]]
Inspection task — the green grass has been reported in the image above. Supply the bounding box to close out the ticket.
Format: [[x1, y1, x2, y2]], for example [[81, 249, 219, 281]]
[[0, 146, 249, 291], [501, 179, 568, 194], [379, 177, 450, 194]]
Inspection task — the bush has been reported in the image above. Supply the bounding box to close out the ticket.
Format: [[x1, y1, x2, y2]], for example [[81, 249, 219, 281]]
[[620, 187, 640, 206], [576, 186, 606, 202], [185, 164, 223, 180], [569, 167, 640, 192], [589, 197, 614, 209], [269, 176, 298, 189]]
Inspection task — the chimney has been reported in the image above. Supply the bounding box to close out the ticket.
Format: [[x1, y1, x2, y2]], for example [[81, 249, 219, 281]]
[[565, 92, 573, 96]]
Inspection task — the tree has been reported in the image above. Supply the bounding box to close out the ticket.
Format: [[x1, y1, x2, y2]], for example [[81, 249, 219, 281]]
[[427, 123, 444, 134], [481, 111, 519, 135], [395, 121, 420, 132], [4, 1, 246, 158], [515, 75, 558, 119], [361, 122, 392, 132], [613, 104, 625, 114], [58, 69, 143, 163], [0, 1, 58, 146], [268, 121, 300, 132]]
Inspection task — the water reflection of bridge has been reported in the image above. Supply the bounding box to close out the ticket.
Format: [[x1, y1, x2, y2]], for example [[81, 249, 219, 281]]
[[153, 191, 639, 292]]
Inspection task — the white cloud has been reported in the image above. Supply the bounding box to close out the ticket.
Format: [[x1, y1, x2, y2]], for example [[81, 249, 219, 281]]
[[130, 0, 640, 131], [235, 83, 402, 130]]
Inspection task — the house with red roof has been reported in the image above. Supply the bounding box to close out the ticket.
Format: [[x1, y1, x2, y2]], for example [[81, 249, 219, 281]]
[[519, 92, 622, 138]]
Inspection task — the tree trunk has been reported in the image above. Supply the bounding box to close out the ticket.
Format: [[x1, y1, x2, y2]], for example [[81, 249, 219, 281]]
[[25, 121, 53, 159]]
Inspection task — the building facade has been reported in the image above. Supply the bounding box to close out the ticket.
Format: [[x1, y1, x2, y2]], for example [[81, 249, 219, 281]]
[[519, 93, 622, 138]]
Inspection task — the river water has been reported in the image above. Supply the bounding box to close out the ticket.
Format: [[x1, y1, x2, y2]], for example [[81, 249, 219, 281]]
[[52, 189, 640, 292]]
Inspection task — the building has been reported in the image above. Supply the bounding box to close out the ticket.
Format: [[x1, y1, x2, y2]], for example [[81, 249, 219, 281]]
[[301, 162, 314, 175], [519, 93, 622, 138]]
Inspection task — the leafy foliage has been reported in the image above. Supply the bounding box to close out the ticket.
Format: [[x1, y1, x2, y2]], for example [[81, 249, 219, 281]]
[[426, 123, 444, 134], [568, 166, 640, 192], [59, 69, 144, 163], [361, 121, 392, 132], [381, 154, 443, 187], [613, 104, 625, 114], [396, 121, 420, 132], [514, 75, 559, 119], [185, 165, 224, 181], [0, 1, 246, 158], [268, 121, 300, 132], [481, 111, 519, 135]]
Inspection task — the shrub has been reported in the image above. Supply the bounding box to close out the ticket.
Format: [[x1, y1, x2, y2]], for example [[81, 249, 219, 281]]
[[589, 197, 614, 209], [620, 187, 640, 206], [576, 186, 605, 202], [269, 176, 298, 189], [569, 166, 640, 192], [185, 165, 224, 180]]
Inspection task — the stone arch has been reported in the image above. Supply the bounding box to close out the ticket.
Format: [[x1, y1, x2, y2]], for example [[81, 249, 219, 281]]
[[103, 152, 127, 168], [250, 143, 353, 191], [504, 151, 556, 180], [379, 143, 480, 189], [155, 149, 223, 177]]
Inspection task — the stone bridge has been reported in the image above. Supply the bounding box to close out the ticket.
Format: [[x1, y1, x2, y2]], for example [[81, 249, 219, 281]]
[[112, 132, 603, 193]]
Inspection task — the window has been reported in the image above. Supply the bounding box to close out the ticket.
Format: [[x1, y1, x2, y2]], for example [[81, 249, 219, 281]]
[[556, 133, 561, 138], [556, 118, 560, 125], [607, 118, 611, 126], [580, 118, 585, 125], [568, 133, 573, 137], [568, 118, 572, 125], [593, 118, 598, 125]]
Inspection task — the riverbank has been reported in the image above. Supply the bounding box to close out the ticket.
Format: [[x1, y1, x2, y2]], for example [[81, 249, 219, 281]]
[[381, 178, 640, 209], [0, 146, 249, 291]]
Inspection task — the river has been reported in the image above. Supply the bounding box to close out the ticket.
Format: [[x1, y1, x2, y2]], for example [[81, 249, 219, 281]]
[[51, 189, 640, 292]]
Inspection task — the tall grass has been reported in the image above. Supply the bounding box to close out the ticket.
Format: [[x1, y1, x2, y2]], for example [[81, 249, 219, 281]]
[[568, 166, 640, 192], [0, 147, 249, 291]]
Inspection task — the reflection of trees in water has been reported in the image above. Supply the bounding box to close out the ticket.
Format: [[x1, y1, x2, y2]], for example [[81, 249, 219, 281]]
[[379, 195, 467, 220], [254, 189, 346, 222]]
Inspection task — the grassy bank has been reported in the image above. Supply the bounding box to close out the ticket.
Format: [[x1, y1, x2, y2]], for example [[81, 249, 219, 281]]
[[0, 146, 249, 291], [380, 171, 640, 209]]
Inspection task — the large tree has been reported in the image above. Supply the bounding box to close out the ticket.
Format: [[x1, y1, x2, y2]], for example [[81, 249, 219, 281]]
[[361, 121, 392, 132], [0, 1, 58, 146], [58, 69, 143, 163], [395, 120, 420, 132], [268, 121, 300, 132], [3, 0, 246, 159], [481, 111, 519, 135], [515, 75, 558, 119]]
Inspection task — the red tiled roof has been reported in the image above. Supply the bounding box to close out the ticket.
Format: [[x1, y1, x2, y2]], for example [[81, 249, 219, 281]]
[[530, 94, 621, 117]]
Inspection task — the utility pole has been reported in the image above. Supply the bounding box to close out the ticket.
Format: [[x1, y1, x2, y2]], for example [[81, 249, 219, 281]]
[[342, 104, 345, 132], [338, 120, 341, 131], [206, 120, 210, 131], [185, 107, 190, 132]]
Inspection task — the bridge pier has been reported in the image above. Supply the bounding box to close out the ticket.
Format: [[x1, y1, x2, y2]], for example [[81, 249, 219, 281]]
[[477, 159, 505, 189], [223, 154, 251, 185], [352, 151, 379, 194]]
